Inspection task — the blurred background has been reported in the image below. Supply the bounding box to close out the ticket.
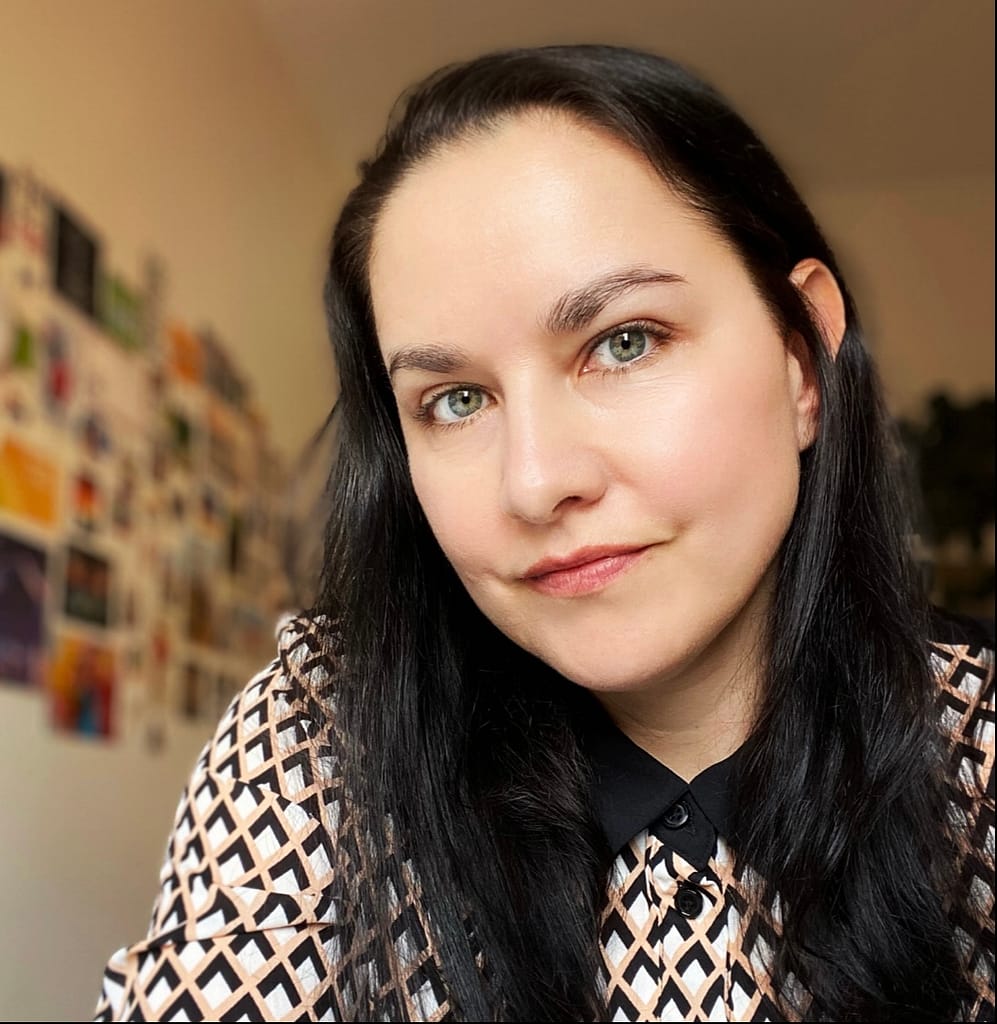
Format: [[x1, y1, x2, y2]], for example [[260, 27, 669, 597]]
[[0, 1, 992, 1019]]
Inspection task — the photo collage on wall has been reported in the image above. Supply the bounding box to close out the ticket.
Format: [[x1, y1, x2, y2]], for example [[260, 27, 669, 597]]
[[0, 162, 295, 751]]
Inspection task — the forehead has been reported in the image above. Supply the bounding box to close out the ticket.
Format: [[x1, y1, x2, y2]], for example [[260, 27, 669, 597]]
[[368, 113, 727, 337]]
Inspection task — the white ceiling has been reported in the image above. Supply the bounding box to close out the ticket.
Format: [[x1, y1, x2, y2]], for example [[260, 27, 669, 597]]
[[249, 0, 994, 194]]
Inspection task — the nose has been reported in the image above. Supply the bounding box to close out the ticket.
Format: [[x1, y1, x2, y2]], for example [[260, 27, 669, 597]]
[[498, 394, 608, 525]]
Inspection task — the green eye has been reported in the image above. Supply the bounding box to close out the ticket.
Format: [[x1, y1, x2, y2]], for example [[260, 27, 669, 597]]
[[606, 328, 648, 363], [434, 387, 486, 422]]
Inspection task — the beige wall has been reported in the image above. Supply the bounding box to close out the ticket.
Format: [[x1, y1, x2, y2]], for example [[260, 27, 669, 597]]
[[0, 0, 339, 459], [0, 3, 991, 1022], [811, 173, 994, 420], [0, 2, 341, 1020]]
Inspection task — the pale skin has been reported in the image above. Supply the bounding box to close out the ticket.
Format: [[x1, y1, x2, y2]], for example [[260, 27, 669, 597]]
[[371, 112, 845, 781]]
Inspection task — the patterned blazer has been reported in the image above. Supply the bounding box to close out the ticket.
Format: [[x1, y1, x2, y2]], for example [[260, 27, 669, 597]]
[[94, 616, 995, 1022]]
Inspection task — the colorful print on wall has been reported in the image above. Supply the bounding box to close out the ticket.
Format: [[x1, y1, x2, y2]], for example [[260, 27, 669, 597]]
[[49, 631, 115, 738], [0, 436, 59, 526], [52, 205, 99, 319], [63, 544, 111, 627], [40, 318, 74, 422], [0, 162, 296, 749], [166, 322, 202, 384], [179, 661, 210, 720], [100, 272, 144, 351], [165, 407, 194, 469], [71, 472, 103, 532], [0, 531, 48, 686]]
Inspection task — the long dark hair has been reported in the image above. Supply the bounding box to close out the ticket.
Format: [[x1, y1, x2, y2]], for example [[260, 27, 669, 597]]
[[311, 44, 988, 1021]]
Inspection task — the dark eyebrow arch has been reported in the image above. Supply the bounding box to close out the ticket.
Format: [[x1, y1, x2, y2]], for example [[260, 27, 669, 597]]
[[542, 265, 686, 335], [386, 343, 471, 382]]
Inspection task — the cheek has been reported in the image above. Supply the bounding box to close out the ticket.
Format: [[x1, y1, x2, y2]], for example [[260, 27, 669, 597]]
[[408, 456, 492, 581], [632, 350, 802, 534]]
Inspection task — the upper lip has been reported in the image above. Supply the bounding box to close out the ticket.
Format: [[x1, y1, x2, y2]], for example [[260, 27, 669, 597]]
[[522, 544, 650, 579]]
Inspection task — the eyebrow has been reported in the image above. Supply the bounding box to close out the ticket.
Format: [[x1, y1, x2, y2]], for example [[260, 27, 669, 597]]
[[386, 343, 471, 382], [385, 265, 685, 381], [542, 265, 686, 335]]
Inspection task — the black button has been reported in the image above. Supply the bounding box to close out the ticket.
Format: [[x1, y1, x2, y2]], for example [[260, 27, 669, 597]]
[[661, 800, 690, 829], [675, 884, 704, 918]]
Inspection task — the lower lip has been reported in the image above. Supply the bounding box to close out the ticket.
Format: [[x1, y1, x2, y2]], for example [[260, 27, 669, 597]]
[[525, 548, 650, 597]]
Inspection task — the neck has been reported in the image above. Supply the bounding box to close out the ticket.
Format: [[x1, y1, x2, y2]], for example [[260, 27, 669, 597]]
[[595, 580, 771, 782]]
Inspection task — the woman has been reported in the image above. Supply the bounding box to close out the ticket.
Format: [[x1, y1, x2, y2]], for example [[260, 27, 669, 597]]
[[94, 45, 994, 1022]]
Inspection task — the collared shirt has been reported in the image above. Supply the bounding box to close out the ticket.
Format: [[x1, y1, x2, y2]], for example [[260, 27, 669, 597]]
[[585, 716, 754, 1021], [94, 616, 995, 1022], [587, 710, 738, 863]]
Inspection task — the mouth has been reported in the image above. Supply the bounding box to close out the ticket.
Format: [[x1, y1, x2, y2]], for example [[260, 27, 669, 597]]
[[522, 544, 652, 597]]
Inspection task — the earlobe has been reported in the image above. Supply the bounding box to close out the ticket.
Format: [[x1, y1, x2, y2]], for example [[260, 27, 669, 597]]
[[788, 258, 847, 358], [787, 341, 819, 451]]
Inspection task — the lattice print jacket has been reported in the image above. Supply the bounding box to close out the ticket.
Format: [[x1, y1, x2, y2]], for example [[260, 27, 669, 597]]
[[94, 616, 995, 1022]]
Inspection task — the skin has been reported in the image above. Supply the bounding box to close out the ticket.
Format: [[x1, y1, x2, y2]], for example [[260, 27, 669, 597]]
[[370, 112, 844, 780]]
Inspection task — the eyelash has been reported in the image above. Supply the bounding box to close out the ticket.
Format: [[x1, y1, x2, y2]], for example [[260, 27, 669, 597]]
[[413, 318, 673, 429]]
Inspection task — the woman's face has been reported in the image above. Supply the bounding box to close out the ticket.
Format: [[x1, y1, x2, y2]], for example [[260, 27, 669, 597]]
[[370, 113, 815, 698]]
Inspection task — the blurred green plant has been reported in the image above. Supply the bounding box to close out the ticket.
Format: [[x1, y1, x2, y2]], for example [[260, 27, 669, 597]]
[[898, 392, 995, 617]]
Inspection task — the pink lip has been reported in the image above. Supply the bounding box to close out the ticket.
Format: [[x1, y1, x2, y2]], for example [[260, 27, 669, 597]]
[[522, 545, 651, 597]]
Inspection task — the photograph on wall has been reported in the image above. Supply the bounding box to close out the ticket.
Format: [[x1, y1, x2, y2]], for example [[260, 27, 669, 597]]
[[77, 407, 112, 459], [158, 548, 183, 607], [2, 169, 50, 288], [134, 619, 170, 753], [0, 435, 59, 526], [183, 535, 221, 646], [3, 308, 36, 371], [71, 472, 103, 532], [77, 323, 151, 435], [40, 318, 74, 423], [122, 586, 139, 629], [201, 330, 246, 409], [180, 661, 224, 721], [199, 482, 224, 533], [63, 543, 112, 626], [48, 631, 115, 739], [0, 352, 37, 424], [186, 571, 216, 647], [0, 531, 48, 686], [165, 407, 195, 469], [52, 204, 99, 318], [111, 454, 138, 533], [226, 510, 245, 575], [100, 271, 144, 351], [165, 321, 202, 384], [207, 406, 241, 486]]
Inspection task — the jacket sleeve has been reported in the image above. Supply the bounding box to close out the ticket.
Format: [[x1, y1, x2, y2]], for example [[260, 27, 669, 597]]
[[93, 772, 340, 1021], [93, 627, 350, 1022], [930, 634, 996, 1022]]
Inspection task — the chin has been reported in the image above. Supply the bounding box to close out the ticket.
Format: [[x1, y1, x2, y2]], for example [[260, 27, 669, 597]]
[[524, 634, 696, 695]]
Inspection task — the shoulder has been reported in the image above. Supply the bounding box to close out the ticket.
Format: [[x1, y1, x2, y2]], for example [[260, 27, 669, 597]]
[[175, 614, 345, 873], [158, 614, 344, 897], [927, 606, 994, 795], [927, 611, 995, 1020], [202, 613, 339, 797], [93, 616, 348, 1021], [928, 606, 994, 717]]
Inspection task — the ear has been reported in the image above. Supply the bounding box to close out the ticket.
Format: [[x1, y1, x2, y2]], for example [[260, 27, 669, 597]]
[[788, 258, 846, 358], [786, 258, 847, 451]]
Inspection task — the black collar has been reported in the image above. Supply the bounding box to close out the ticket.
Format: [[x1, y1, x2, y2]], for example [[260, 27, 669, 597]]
[[582, 704, 740, 854]]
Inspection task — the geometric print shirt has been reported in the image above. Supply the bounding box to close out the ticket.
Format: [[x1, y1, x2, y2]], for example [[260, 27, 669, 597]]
[[93, 615, 996, 1022]]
